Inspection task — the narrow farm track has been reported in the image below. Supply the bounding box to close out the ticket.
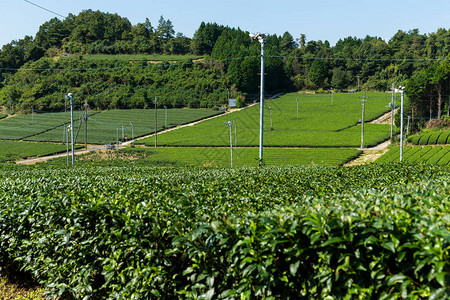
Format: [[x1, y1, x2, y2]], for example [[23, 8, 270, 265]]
[[344, 139, 391, 166], [344, 109, 396, 166]]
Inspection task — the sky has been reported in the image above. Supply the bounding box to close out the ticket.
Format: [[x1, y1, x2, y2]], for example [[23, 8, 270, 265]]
[[2, 0, 450, 48]]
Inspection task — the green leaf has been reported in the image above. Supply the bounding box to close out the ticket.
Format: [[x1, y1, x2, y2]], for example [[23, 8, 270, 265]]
[[202, 288, 215, 300], [320, 237, 344, 247], [289, 261, 300, 276], [429, 287, 448, 300], [434, 272, 447, 287], [387, 273, 406, 286], [381, 241, 396, 253]]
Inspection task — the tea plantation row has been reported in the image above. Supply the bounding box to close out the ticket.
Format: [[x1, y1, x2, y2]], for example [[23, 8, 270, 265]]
[[377, 145, 450, 165], [408, 129, 450, 145], [0, 164, 449, 299]]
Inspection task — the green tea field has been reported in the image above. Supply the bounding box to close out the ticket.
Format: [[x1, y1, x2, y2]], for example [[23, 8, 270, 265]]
[[0, 140, 80, 163], [46, 146, 362, 167], [0, 164, 448, 299], [377, 145, 450, 165], [408, 129, 450, 145], [0, 108, 222, 144], [138, 92, 393, 148]]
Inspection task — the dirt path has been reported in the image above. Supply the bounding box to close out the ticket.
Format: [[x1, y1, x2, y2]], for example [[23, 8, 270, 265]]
[[344, 139, 391, 166]]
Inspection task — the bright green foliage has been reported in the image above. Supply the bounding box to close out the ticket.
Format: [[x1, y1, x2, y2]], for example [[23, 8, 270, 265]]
[[427, 146, 450, 164], [437, 150, 450, 165], [420, 145, 444, 161], [437, 131, 450, 144], [378, 145, 450, 165], [2, 57, 232, 111], [0, 109, 221, 144], [0, 141, 75, 163], [408, 129, 450, 145], [0, 111, 92, 140], [402, 146, 422, 160], [47, 147, 362, 167], [428, 131, 443, 144], [408, 145, 432, 162], [408, 134, 421, 145], [419, 132, 433, 145], [0, 164, 449, 299], [139, 92, 392, 147]]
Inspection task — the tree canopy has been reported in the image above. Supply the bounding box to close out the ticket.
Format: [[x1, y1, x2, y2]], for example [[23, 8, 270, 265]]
[[2, 10, 450, 118]]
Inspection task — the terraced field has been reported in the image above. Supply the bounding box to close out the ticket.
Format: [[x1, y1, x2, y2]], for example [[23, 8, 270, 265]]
[[376, 145, 450, 165]]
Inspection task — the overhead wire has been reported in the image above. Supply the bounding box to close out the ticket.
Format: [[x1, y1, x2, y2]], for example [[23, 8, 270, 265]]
[[23, 0, 66, 19], [0, 55, 260, 71]]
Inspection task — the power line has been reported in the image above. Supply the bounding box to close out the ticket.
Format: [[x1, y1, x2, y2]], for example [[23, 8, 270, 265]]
[[0, 56, 259, 71], [23, 0, 66, 19], [268, 55, 450, 62]]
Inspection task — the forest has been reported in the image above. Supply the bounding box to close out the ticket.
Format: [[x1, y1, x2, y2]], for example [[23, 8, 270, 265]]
[[1, 9, 450, 120]]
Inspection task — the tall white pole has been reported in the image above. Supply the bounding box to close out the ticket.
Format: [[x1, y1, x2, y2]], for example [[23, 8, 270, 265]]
[[331, 88, 334, 106], [164, 106, 167, 128], [361, 92, 367, 149], [70, 95, 74, 165], [232, 121, 237, 147], [400, 89, 404, 162], [391, 83, 395, 139], [229, 123, 233, 168], [130, 122, 134, 145], [66, 125, 69, 166], [154, 96, 157, 148], [269, 107, 273, 130], [259, 37, 265, 164]]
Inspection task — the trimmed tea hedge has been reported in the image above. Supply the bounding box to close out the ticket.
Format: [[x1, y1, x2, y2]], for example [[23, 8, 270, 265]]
[[0, 164, 449, 299], [408, 130, 450, 145]]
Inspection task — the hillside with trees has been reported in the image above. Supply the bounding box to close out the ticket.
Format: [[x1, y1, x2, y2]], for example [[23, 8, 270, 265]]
[[2, 9, 450, 116]]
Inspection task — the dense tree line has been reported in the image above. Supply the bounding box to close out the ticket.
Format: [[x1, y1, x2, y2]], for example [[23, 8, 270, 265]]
[[1, 57, 232, 111], [406, 60, 450, 125], [2, 10, 450, 115]]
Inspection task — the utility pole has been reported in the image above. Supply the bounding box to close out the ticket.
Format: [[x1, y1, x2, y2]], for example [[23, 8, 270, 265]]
[[66, 93, 75, 165], [154, 96, 157, 148], [225, 121, 233, 168], [390, 83, 395, 139], [360, 92, 368, 149], [250, 33, 265, 165], [331, 88, 334, 106], [84, 101, 88, 149], [269, 107, 273, 130], [233, 121, 237, 147], [399, 86, 405, 162], [406, 116, 411, 140], [130, 122, 134, 145], [164, 106, 167, 128], [66, 124, 70, 166]]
